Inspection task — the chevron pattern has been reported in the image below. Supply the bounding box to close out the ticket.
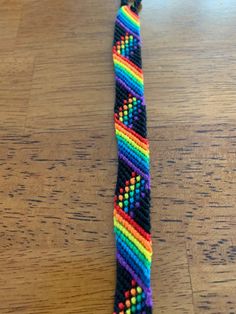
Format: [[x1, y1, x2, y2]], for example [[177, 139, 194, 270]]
[[113, 2, 153, 314]]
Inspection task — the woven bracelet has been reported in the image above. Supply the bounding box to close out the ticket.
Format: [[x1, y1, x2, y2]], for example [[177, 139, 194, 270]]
[[112, 1, 153, 313]]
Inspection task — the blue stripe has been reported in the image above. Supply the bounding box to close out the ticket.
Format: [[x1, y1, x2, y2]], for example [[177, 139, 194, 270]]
[[116, 134, 149, 162], [117, 145, 149, 174], [114, 227, 151, 268], [116, 235, 151, 270], [115, 68, 143, 95], [117, 140, 149, 173], [115, 62, 143, 89], [116, 237, 151, 286], [118, 10, 140, 35]]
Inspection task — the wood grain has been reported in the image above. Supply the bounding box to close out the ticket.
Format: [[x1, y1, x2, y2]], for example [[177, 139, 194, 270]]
[[1, 0, 236, 313]]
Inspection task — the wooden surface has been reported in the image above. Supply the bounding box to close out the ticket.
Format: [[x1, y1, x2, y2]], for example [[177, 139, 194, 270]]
[[1, 0, 236, 313]]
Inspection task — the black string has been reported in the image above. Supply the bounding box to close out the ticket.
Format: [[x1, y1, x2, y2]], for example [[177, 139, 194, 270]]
[[121, 0, 142, 13], [113, 1, 152, 312], [131, 0, 142, 12], [121, 0, 128, 6]]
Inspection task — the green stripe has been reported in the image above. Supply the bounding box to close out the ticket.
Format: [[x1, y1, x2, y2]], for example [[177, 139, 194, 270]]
[[121, 7, 140, 30], [115, 63, 143, 88], [117, 134, 149, 162], [115, 227, 151, 268]]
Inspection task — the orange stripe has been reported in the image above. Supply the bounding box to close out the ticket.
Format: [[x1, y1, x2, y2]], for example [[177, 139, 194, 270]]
[[115, 122, 148, 151], [115, 121, 149, 151], [115, 117, 148, 145], [124, 5, 140, 23], [114, 209, 152, 253], [114, 52, 142, 74], [115, 204, 151, 241], [113, 54, 143, 81]]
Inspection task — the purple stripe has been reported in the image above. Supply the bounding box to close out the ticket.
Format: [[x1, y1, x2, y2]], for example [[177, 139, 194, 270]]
[[141, 98, 147, 106], [118, 152, 150, 187], [116, 77, 144, 100], [117, 252, 153, 307], [116, 18, 140, 41]]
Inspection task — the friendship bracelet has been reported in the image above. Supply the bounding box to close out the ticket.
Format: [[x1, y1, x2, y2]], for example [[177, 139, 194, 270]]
[[112, 1, 153, 313]]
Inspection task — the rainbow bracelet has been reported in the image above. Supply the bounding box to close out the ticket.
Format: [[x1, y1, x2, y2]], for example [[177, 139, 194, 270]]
[[112, 1, 153, 313]]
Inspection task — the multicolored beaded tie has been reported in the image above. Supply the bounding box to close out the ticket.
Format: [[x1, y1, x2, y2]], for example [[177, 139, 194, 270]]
[[112, 1, 153, 314]]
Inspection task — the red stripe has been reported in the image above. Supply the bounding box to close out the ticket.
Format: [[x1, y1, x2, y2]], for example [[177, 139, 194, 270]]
[[115, 116, 148, 145], [114, 52, 143, 74], [124, 5, 140, 22], [114, 204, 151, 241]]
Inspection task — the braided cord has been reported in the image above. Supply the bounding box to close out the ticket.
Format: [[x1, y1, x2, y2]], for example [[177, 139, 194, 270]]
[[112, 1, 153, 314]]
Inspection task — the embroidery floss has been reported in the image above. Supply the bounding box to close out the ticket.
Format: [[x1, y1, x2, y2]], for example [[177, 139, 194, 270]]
[[113, 1, 153, 313]]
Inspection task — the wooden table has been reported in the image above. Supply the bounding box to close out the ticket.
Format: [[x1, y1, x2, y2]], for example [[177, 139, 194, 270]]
[[1, 0, 236, 313]]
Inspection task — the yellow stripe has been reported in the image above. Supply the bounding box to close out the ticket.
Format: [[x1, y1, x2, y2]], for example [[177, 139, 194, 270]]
[[122, 6, 140, 28], [114, 56, 143, 85], [115, 121, 149, 150], [114, 210, 152, 251], [114, 58, 143, 85], [114, 217, 152, 261], [116, 129, 149, 157], [114, 53, 143, 79]]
